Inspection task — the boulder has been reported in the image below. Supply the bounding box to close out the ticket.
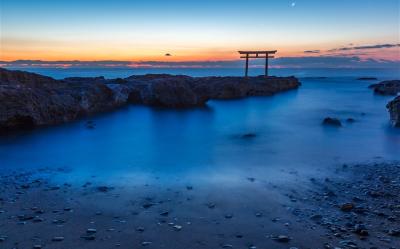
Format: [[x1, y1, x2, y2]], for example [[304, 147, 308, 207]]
[[369, 80, 400, 95], [387, 96, 400, 127], [322, 117, 342, 127]]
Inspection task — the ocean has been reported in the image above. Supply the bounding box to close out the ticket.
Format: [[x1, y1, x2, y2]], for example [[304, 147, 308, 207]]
[[0, 67, 399, 186]]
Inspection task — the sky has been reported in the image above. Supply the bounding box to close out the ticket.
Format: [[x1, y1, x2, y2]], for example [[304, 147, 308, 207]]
[[0, 0, 399, 68]]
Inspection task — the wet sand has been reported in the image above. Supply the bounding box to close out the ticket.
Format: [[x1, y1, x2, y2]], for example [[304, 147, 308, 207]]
[[0, 162, 399, 249]]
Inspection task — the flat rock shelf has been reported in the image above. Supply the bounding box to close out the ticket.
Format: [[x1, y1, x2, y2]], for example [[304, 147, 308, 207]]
[[0, 68, 301, 132]]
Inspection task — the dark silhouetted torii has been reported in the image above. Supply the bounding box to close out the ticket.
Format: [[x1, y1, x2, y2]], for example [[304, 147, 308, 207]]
[[238, 50, 277, 77]]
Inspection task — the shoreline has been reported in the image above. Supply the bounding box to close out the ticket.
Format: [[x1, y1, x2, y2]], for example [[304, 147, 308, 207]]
[[0, 161, 398, 248]]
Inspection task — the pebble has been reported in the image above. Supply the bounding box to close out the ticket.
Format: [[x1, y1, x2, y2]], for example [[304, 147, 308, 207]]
[[272, 235, 290, 243], [52, 236, 64, 242], [141, 241, 152, 246], [160, 211, 169, 216], [207, 203, 216, 209], [221, 244, 233, 248], [86, 228, 97, 234], [224, 214, 233, 219], [173, 225, 182, 231], [340, 203, 354, 212]]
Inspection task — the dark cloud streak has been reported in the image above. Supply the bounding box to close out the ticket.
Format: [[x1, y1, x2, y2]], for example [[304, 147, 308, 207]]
[[328, 43, 400, 52], [1, 56, 399, 69]]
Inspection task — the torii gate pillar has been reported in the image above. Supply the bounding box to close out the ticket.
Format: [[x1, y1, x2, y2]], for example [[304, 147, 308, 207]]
[[238, 50, 277, 77]]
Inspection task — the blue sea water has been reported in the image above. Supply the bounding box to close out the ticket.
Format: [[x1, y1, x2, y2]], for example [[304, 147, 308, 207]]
[[5, 67, 400, 79], [0, 67, 399, 186]]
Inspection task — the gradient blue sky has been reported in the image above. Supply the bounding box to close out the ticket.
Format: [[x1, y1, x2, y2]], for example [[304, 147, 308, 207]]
[[1, 0, 399, 63]]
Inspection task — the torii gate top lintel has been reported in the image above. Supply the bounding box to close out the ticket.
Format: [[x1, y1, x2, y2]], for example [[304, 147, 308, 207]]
[[238, 50, 277, 77]]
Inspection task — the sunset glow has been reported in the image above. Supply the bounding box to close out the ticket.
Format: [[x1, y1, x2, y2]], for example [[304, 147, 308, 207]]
[[1, 0, 399, 65]]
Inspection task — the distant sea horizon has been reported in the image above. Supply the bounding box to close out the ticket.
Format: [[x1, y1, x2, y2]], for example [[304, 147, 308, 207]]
[[3, 67, 400, 80]]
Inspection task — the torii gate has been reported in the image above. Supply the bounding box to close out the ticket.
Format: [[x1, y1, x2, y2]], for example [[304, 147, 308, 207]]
[[238, 50, 277, 77]]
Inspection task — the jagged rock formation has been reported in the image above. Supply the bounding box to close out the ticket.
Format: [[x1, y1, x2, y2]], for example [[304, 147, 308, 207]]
[[0, 68, 300, 132], [369, 80, 400, 95], [387, 96, 400, 127]]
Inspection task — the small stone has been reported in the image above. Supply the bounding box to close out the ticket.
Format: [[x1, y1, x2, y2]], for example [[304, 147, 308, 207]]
[[346, 118, 356, 123], [33, 245, 42, 249], [142, 203, 156, 209], [141, 241, 152, 246], [272, 235, 290, 243], [97, 186, 113, 192], [159, 211, 169, 216], [81, 235, 96, 241], [242, 133, 257, 139], [206, 203, 216, 209], [33, 216, 44, 223], [340, 203, 354, 211], [173, 225, 182, 231], [388, 229, 400, 236], [322, 117, 342, 127], [52, 236, 64, 242], [247, 177, 255, 182], [86, 228, 97, 234], [221, 244, 233, 248], [225, 214, 233, 219]]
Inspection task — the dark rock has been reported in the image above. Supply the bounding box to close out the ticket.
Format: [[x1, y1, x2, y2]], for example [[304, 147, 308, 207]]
[[242, 133, 257, 139], [159, 211, 169, 216], [358, 77, 377, 80], [346, 118, 356, 123], [52, 236, 64, 242], [224, 214, 233, 219], [354, 224, 368, 236], [388, 229, 400, 237], [340, 203, 355, 211], [0, 68, 301, 132], [322, 117, 342, 127], [272, 235, 291, 242], [96, 186, 113, 192], [369, 80, 400, 95], [387, 96, 400, 127]]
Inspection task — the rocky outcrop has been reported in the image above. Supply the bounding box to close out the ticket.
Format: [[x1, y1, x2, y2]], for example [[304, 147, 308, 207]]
[[322, 117, 342, 127], [369, 80, 400, 95], [387, 96, 400, 127], [0, 68, 300, 132]]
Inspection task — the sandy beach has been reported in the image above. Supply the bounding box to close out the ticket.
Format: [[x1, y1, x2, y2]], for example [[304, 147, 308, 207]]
[[0, 161, 399, 249]]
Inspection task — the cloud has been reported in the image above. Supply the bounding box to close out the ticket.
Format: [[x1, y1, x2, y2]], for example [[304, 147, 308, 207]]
[[1, 56, 399, 69], [304, 50, 320, 54], [328, 43, 400, 52]]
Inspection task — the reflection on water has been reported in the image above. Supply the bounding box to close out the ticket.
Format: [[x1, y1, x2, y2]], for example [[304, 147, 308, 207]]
[[0, 78, 399, 186]]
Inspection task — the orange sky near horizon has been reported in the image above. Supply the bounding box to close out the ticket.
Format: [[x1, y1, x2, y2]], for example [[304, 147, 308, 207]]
[[1, 1, 399, 63]]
